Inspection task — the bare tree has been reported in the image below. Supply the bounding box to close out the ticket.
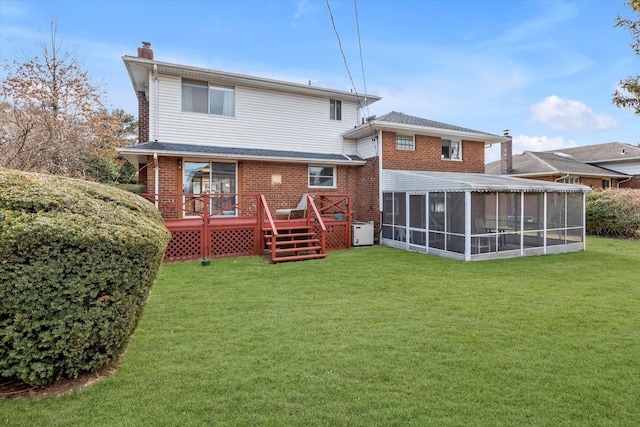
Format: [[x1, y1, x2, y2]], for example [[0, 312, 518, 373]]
[[613, 0, 640, 115], [1, 22, 134, 179]]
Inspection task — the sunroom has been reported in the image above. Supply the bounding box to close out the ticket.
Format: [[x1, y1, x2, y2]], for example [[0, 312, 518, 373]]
[[381, 170, 591, 261]]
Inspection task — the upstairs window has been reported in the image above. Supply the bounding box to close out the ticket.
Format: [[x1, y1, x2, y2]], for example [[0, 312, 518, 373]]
[[441, 139, 461, 160], [309, 166, 336, 188], [330, 99, 342, 120], [396, 135, 415, 151], [182, 78, 235, 116]]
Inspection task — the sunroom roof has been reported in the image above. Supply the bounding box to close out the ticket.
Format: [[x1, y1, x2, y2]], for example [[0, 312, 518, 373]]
[[382, 170, 591, 193]]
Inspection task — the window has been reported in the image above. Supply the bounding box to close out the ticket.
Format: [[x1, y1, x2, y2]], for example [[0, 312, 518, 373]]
[[396, 135, 415, 151], [330, 99, 341, 120], [308, 166, 336, 188], [560, 176, 580, 184], [182, 78, 235, 116], [183, 161, 237, 216], [441, 139, 461, 160], [602, 179, 611, 189]]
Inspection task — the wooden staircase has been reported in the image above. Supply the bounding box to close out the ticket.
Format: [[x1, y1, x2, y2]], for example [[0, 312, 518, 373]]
[[264, 224, 326, 263]]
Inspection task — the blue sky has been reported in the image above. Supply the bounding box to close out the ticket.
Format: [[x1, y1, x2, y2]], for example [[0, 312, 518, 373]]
[[1, 0, 638, 162]]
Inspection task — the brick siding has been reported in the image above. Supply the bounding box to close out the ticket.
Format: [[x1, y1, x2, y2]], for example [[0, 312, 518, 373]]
[[381, 131, 485, 173]]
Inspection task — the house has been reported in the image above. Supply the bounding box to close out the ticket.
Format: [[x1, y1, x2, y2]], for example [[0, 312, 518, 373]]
[[119, 42, 589, 262], [486, 141, 639, 189], [548, 142, 640, 188]]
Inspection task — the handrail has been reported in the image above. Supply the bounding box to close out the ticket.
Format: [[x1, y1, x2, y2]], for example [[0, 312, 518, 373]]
[[307, 194, 327, 255], [260, 194, 278, 237], [260, 194, 279, 263]]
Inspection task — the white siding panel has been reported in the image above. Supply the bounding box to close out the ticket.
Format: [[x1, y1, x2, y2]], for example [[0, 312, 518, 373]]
[[154, 74, 360, 155], [356, 137, 378, 159], [592, 162, 640, 175]]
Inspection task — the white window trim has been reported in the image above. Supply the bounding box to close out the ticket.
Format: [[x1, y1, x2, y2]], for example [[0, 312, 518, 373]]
[[308, 165, 337, 189], [182, 78, 235, 117], [330, 99, 342, 121], [396, 134, 415, 151], [441, 139, 462, 161]]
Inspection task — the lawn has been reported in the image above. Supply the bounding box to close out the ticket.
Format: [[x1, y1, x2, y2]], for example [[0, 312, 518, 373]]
[[2, 237, 639, 426]]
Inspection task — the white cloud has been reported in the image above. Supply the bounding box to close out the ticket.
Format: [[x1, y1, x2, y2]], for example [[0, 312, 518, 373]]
[[513, 134, 578, 153], [485, 135, 578, 163], [293, 0, 317, 19], [530, 95, 616, 132]]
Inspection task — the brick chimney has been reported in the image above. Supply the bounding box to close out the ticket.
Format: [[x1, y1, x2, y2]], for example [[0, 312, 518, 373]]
[[137, 41, 153, 60], [500, 130, 513, 174]]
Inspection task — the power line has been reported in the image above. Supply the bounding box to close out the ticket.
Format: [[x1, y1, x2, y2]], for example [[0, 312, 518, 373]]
[[325, 0, 362, 107]]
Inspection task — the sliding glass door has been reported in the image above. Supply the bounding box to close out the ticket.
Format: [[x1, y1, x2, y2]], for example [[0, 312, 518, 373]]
[[183, 161, 236, 216]]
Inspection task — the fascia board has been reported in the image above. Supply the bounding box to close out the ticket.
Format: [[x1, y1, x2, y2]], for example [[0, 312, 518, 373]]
[[122, 56, 380, 106], [368, 121, 508, 143], [116, 147, 366, 166]]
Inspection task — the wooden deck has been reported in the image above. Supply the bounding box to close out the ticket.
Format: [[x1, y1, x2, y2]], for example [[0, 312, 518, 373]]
[[146, 193, 352, 263]]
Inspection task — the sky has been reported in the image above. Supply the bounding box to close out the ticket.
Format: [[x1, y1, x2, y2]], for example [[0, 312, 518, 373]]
[[1, 0, 638, 163]]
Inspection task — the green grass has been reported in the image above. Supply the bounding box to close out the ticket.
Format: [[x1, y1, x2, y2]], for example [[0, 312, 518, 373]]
[[2, 237, 640, 426]]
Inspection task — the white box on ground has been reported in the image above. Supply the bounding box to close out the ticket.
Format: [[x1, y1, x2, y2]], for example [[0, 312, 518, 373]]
[[351, 221, 374, 246]]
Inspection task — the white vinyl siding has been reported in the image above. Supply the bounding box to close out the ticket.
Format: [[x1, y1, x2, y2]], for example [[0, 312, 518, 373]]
[[356, 136, 378, 159], [154, 75, 359, 155]]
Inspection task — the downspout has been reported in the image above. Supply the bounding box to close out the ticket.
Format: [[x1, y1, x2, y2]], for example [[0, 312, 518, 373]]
[[617, 177, 632, 188], [153, 152, 159, 208], [554, 173, 570, 183], [377, 129, 383, 232]]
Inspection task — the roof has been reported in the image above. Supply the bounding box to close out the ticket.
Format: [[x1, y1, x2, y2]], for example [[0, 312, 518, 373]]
[[485, 151, 630, 178], [547, 142, 640, 163], [383, 170, 591, 193], [117, 141, 366, 166], [343, 111, 508, 144], [122, 55, 381, 107]]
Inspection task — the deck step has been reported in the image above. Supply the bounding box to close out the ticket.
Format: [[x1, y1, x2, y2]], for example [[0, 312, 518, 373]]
[[272, 253, 326, 263], [264, 223, 326, 263]]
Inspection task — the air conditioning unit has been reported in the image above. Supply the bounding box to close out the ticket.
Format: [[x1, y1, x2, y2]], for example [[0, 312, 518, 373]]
[[352, 221, 374, 246]]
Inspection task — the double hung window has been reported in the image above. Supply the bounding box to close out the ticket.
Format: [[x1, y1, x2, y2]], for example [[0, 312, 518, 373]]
[[330, 99, 342, 120], [182, 78, 235, 116], [308, 166, 336, 188]]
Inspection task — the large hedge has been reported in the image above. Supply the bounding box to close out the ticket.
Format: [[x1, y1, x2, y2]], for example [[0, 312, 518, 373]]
[[0, 168, 170, 386], [586, 189, 640, 238]]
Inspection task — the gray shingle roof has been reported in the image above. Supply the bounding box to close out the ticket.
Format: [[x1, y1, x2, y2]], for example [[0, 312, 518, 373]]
[[546, 142, 640, 162], [485, 151, 629, 177], [118, 141, 365, 164], [375, 111, 500, 137]]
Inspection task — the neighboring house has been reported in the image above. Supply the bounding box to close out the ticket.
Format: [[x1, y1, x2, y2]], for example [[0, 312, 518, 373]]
[[119, 42, 589, 262], [486, 141, 639, 189], [550, 142, 640, 189]]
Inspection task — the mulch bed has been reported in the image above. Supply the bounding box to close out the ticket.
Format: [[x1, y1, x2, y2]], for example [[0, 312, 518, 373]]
[[0, 356, 122, 400]]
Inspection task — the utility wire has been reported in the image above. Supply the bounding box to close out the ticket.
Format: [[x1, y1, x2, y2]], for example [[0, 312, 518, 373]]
[[326, 0, 362, 108], [354, 0, 370, 120]]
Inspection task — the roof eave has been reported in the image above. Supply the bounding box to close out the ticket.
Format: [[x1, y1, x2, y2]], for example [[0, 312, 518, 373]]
[[343, 121, 507, 143], [116, 146, 366, 166], [122, 55, 381, 106]]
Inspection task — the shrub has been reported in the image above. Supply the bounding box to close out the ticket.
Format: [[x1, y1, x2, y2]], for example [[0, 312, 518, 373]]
[[0, 168, 170, 385], [585, 189, 640, 238]]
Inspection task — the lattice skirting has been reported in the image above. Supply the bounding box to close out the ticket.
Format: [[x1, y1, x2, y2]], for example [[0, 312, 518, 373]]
[[314, 224, 348, 250], [209, 228, 256, 258], [164, 229, 202, 262]]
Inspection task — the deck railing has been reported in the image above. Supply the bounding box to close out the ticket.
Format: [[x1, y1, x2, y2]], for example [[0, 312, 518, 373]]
[[140, 193, 351, 262]]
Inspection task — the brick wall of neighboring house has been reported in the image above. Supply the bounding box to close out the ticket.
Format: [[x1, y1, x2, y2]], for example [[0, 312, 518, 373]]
[[621, 175, 640, 189], [381, 131, 485, 173], [580, 177, 610, 189]]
